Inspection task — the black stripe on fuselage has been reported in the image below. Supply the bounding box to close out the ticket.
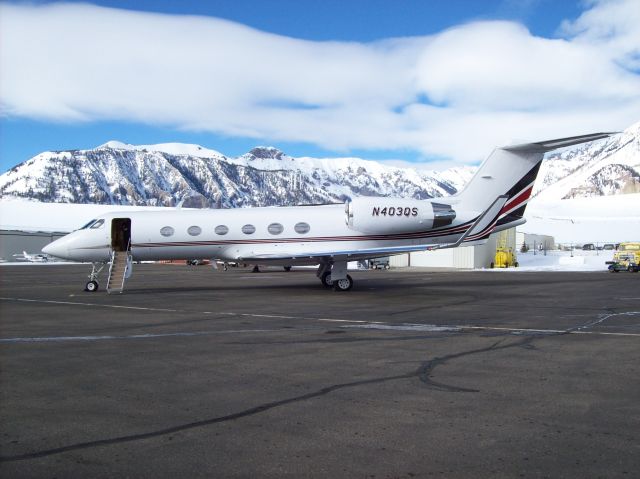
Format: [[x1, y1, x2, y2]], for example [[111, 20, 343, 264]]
[[133, 218, 478, 249]]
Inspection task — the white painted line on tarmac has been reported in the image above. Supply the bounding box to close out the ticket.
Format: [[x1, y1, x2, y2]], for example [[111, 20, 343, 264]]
[[3, 297, 639, 340], [463, 325, 566, 334], [318, 318, 369, 323], [344, 323, 461, 332], [1, 296, 375, 324], [0, 297, 179, 313], [572, 331, 640, 337], [0, 328, 300, 343], [0, 296, 371, 334], [441, 324, 640, 337]]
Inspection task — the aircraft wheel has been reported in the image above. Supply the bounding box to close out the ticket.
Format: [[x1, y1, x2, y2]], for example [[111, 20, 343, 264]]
[[321, 271, 333, 288], [284, 266, 292, 272], [333, 275, 353, 292], [384, 264, 390, 270], [514, 262, 519, 267], [85, 280, 99, 292], [490, 262, 495, 269]]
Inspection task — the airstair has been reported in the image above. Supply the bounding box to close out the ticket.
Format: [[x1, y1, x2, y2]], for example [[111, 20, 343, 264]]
[[106, 245, 132, 294]]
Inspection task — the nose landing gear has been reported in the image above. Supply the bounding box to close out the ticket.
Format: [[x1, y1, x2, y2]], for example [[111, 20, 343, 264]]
[[84, 262, 105, 292]]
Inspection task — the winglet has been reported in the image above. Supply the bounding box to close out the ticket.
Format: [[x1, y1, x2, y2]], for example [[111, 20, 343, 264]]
[[459, 195, 509, 244], [431, 195, 509, 252]]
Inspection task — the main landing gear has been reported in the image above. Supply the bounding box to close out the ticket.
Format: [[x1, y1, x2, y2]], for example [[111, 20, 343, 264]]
[[317, 262, 354, 292], [84, 262, 105, 292]]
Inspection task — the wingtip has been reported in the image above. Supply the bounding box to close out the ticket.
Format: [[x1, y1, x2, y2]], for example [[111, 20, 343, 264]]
[[503, 132, 618, 152]]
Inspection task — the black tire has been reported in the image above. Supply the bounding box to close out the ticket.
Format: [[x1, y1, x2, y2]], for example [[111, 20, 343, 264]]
[[85, 280, 99, 292], [284, 266, 292, 272], [514, 262, 519, 267], [490, 262, 495, 269], [320, 271, 333, 288], [333, 274, 353, 292]]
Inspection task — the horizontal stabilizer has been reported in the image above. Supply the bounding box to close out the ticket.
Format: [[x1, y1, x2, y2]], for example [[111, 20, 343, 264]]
[[504, 132, 617, 153]]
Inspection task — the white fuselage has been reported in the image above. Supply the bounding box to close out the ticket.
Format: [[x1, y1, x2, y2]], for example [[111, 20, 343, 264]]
[[45, 202, 470, 264]]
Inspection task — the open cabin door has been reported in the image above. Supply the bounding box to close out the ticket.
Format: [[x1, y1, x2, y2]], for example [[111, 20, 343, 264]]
[[111, 218, 131, 252], [108, 218, 132, 294]]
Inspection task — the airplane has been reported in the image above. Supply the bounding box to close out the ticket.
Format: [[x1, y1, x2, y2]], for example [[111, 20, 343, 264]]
[[42, 132, 615, 293], [13, 250, 49, 263]]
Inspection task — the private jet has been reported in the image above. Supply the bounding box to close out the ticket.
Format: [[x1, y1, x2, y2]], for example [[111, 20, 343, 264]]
[[42, 133, 614, 293], [13, 251, 49, 263]]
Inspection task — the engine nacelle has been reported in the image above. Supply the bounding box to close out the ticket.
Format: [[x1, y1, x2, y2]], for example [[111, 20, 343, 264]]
[[345, 197, 456, 234]]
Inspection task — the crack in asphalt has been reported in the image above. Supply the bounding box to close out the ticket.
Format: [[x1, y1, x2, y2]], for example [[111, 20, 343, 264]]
[[0, 335, 534, 463], [1, 308, 632, 463]]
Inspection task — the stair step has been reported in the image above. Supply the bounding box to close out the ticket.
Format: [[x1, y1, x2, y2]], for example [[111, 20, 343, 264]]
[[107, 250, 131, 294]]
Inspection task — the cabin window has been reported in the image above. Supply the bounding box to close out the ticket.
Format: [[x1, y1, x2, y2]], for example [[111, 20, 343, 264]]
[[187, 225, 202, 236], [241, 224, 256, 235], [294, 222, 310, 234], [268, 223, 284, 235], [215, 225, 229, 235], [160, 226, 175, 237], [90, 219, 105, 229]]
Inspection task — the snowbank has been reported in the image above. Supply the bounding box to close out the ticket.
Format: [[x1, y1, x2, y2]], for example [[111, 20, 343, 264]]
[[486, 250, 615, 272]]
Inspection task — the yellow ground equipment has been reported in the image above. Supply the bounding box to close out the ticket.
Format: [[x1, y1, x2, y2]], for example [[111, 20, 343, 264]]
[[607, 242, 640, 272], [491, 231, 519, 268], [492, 247, 518, 268]]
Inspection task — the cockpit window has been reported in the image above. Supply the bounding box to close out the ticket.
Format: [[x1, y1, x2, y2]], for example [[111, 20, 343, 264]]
[[80, 219, 97, 230], [90, 219, 105, 229]]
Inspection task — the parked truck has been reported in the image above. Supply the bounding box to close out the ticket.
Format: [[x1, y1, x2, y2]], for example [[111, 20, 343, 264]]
[[606, 242, 640, 272]]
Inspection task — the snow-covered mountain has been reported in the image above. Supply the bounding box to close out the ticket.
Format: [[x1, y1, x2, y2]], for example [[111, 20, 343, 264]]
[[0, 143, 475, 207], [524, 121, 640, 243], [0, 121, 638, 209], [533, 121, 640, 200]]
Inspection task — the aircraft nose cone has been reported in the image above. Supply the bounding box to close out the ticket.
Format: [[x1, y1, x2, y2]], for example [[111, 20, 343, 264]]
[[42, 239, 68, 259]]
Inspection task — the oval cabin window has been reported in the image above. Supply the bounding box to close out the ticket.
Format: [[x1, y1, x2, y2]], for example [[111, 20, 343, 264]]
[[241, 224, 256, 235], [160, 226, 175, 237], [294, 222, 310, 234], [187, 225, 202, 236], [215, 225, 229, 235], [268, 223, 284, 235]]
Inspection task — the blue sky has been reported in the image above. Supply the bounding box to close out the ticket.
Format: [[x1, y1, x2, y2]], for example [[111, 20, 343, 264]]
[[1, 0, 639, 172]]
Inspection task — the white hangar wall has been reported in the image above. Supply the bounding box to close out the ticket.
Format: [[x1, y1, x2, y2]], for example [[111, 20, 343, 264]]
[[516, 232, 555, 251], [389, 230, 524, 269]]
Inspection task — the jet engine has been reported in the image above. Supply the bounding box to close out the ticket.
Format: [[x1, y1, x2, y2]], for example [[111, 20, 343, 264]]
[[345, 197, 456, 234]]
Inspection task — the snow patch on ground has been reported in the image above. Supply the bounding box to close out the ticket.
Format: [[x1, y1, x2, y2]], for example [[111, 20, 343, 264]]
[[486, 250, 615, 272]]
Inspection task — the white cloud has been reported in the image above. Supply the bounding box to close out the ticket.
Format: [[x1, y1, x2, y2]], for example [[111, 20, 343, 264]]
[[559, 0, 640, 70], [1, 1, 639, 164]]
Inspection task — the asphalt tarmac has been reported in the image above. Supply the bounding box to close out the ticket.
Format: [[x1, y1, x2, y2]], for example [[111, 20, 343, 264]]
[[1, 264, 639, 478]]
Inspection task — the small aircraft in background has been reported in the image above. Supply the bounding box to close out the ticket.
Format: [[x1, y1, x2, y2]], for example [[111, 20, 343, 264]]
[[42, 132, 615, 293], [13, 251, 50, 262]]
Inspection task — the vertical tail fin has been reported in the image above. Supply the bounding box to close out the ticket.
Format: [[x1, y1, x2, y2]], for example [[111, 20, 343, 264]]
[[455, 133, 616, 229]]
